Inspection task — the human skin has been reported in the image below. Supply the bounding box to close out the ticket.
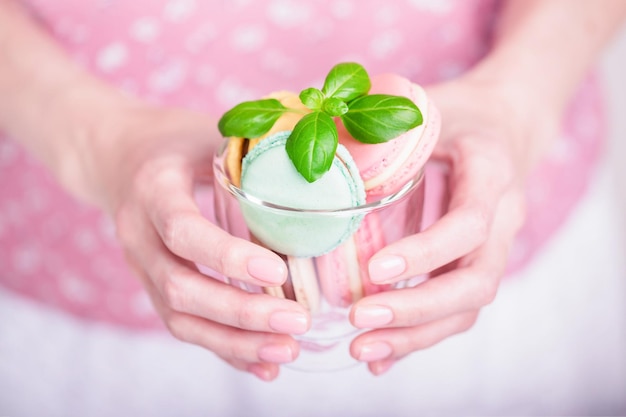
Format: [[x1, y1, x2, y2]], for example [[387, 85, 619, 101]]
[[1, 0, 625, 380]]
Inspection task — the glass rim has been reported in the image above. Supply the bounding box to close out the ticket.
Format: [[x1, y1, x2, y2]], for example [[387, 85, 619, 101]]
[[213, 139, 425, 216]]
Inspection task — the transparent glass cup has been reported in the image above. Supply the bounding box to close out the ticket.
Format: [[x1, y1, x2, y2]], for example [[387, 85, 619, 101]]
[[212, 139, 426, 371]]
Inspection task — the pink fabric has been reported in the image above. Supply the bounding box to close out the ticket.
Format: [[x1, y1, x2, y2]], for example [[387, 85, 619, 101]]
[[0, 0, 604, 329]]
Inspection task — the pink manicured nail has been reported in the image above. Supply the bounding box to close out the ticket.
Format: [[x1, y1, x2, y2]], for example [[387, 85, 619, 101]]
[[248, 363, 274, 381], [368, 255, 406, 283], [258, 344, 294, 363], [358, 341, 393, 362], [371, 359, 395, 376], [269, 310, 309, 334], [247, 257, 286, 284], [353, 305, 394, 328]]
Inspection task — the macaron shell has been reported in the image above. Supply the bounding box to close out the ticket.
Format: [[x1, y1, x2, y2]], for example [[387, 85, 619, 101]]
[[239, 132, 365, 257], [248, 91, 310, 150], [354, 212, 390, 296], [224, 91, 309, 187], [316, 235, 362, 308], [336, 73, 440, 201], [364, 101, 440, 199], [288, 256, 321, 313]]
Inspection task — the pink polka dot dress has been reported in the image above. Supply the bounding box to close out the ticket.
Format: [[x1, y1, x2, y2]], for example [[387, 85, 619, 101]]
[[0, 0, 605, 329]]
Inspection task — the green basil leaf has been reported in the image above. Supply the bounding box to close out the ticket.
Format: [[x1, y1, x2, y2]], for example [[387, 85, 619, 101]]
[[299, 88, 325, 110], [322, 97, 348, 116], [218, 99, 287, 138], [285, 112, 338, 183], [321, 62, 371, 102], [340, 94, 423, 144]]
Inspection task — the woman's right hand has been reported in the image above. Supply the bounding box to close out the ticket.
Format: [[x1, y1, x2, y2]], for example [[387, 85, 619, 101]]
[[1, 0, 310, 380], [69, 100, 312, 381]]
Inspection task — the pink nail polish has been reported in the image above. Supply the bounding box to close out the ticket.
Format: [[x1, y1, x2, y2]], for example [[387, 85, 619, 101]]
[[368, 255, 406, 283], [354, 305, 394, 328], [247, 257, 286, 284], [258, 344, 294, 363], [248, 363, 274, 381], [269, 310, 309, 334], [371, 359, 395, 376], [358, 341, 393, 362]]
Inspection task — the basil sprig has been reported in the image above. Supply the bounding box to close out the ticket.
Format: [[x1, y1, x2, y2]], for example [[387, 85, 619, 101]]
[[217, 62, 423, 182]]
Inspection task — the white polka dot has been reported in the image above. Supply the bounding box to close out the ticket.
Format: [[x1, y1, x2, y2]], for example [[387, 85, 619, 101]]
[[230, 25, 267, 52], [261, 49, 298, 77], [437, 24, 462, 45], [266, 0, 313, 28], [74, 229, 98, 254], [369, 30, 403, 59], [96, 42, 128, 73], [12, 245, 40, 275], [230, 0, 253, 7], [5, 200, 25, 228], [130, 17, 161, 43], [550, 135, 577, 163], [23, 188, 48, 213], [163, 0, 197, 23], [215, 78, 257, 108], [131, 292, 157, 318], [509, 238, 531, 265], [98, 216, 118, 245], [305, 17, 334, 42], [330, 0, 355, 19], [0, 217, 6, 239], [527, 182, 550, 206], [185, 23, 217, 53], [0, 141, 18, 167], [437, 62, 465, 79], [59, 271, 95, 304], [406, 0, 454, 14], [374, 4, 398, 26], [194, 64, 216, 86], [573, 113, 599, 139], [147, 59, 189, 94]]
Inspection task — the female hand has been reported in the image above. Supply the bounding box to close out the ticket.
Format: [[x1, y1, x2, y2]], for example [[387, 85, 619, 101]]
[[0, 0, 309, 380], [348, 75, 557, 375], [83, 103, 311, 381]]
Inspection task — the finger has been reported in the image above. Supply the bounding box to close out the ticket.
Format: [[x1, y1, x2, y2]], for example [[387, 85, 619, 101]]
[[367, 358, 396, 376], [125, 209, 310, 335], [128, 257, 297, 372], [350, 311, 479, 363], [137, 265, 292, 379], [352, 188, 525, 329], [140, 163, 288, 287], [224, 357, 281, 382], [239, 361, 281, 382], [163, 309, 301, 365], [367, 136, 515, 283], [152, 260, 310, 334], [134, 256, 301, 365]]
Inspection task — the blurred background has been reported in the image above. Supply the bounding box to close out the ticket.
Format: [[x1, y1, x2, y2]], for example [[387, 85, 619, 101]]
[[603, 24, 626, 237]]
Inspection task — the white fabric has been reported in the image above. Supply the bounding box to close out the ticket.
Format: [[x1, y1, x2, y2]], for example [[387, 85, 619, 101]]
[[1, 154, 625, 417]]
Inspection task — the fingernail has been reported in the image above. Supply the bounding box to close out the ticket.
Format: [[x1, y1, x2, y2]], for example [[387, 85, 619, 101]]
[[269, 310, 309, 334], [371, 359, 395, 376], [368, 255, 406, 283], [247, 363, 274, 381], [353, 305, 394, 328], [258, 344, 294, 363], [357, 341, 393, 362], [247, 257, 286, 284]]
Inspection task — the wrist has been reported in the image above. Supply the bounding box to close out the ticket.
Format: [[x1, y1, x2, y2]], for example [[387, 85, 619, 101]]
[[459, 62, 562, 175], [47, 77, 147, 208]]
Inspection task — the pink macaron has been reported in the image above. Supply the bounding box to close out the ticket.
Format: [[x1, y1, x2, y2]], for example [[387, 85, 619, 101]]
[[337, 73, 441, 202], [316, 212, 390, 307]]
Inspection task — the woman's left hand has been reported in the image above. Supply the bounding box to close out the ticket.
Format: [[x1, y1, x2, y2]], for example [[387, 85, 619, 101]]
[[348, 75, 556, 375]]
